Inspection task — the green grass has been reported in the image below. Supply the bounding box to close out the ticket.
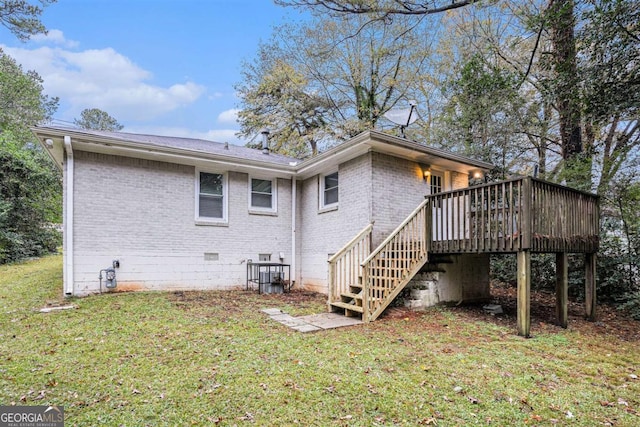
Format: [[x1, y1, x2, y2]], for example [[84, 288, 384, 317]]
[[1, 255, 639, 426]]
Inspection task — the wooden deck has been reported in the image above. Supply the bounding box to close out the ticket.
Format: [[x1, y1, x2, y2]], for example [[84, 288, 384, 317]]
[[427, 177, 599, 254], [328, 177, 600, 337]]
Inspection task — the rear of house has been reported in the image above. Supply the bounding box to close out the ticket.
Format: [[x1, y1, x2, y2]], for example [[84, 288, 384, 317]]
[[34, 127, 493, 298]]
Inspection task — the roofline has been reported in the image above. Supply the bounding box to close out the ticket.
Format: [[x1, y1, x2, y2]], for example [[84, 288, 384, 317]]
[[295, 130, 494, 178], [367, 130, 494, 170], [32, 126, 298, 176], [32, 126, 494, 178]]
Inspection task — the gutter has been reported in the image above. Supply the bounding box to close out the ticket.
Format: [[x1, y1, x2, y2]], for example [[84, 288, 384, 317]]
[[35, 127, 298, 176], [63, 136, 74, 296], [291, 178, 297, 285]]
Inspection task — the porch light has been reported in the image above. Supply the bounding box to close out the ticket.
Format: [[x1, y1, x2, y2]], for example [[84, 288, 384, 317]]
[[421, 164, 431, 181], [471, 170, 484, 180]]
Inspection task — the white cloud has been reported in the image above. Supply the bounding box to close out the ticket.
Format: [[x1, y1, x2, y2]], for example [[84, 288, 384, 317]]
[[29, 29, 79, 48], [1, 44, 206, 121], [217, 108, 239, 125]]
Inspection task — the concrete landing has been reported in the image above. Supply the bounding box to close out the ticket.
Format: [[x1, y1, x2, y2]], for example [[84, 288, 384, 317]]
[[261, 308, 362, 333]]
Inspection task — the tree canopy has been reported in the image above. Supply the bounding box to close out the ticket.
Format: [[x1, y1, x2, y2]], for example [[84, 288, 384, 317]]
[[275, 0, 478, 16], [0, 0, 57, 41], [236, 11, 434, 156], [74, 108, 124, 132], [0, 48, 58, 139], [0, 3, 61, 264]]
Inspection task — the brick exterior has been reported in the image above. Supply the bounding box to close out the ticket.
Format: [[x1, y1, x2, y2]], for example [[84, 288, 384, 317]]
[[370, 152, 427, 245], [71, 151, 291, 295], [67, 146, 478, 296], [297, 153, 372, 292]]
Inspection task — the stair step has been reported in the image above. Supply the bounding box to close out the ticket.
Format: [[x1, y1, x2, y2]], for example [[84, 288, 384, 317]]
[[330, 301, 364, 313], [340, 291, 362, 300]]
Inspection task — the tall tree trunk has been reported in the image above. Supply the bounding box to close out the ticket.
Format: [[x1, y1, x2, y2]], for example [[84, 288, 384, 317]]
[[549, 0, 581, 160]]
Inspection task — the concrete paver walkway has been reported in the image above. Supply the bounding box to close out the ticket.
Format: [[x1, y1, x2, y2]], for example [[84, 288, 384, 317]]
[[261, 308, 362, 332]]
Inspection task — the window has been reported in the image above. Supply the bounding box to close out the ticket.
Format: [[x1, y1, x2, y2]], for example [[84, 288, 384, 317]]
[[429, 174, 443, 195], [197, 171, 226, 222], [258, 253, 271, 262], [204, 252, 219, 261], [249, 177, 276, 212], [321, 171, 339, 208]]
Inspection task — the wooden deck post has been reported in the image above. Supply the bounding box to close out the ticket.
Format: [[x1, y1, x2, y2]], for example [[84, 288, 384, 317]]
[[585, 252, 597, 321], [555, 252, 568, 328], [517, 250, 531, 337]]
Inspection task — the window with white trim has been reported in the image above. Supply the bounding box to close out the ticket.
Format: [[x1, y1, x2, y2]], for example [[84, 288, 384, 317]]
[[249, 177, 276, 212], [258, 253, 271, 262], [197, 171, 226, 221], [429, 173, 443, 195], [321, 171, 339, 208]]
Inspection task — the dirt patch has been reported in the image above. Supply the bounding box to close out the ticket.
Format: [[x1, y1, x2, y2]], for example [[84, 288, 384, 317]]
[[168, 287, 639, 341], [416, 282, 639, 341]]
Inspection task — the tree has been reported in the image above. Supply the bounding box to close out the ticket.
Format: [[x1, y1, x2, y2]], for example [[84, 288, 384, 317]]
[[277, 0, 589, 183], [0, 131, 61, 263], [0, 48, 61, 264], [74, 108, 124, 131], [0, 0, 57, 41], [237, 56, 330, 157], [237, 12, 434, 155], [275, 0, 479, 16], [0, 48, 58, 140], [579, 0, 640, 194]]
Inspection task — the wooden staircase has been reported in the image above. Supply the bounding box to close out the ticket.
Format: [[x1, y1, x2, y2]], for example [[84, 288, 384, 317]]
[[328, 200, 431, 322]]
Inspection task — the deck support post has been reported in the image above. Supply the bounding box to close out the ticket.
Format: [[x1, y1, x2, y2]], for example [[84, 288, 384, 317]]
[[517, 250, 531, 337], [555, 252, 568, 328], [585, 252, 597, 321]]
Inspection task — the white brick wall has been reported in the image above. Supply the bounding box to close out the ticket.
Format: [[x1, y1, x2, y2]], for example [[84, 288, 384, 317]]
[[68, 149, 477, 296], [297, 153, 373, 292], [71, 151, 292, 295], [370, 152, 427, 245]]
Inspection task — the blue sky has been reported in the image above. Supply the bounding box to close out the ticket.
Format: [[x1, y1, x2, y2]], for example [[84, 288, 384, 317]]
[[0, 0, 308, 144]]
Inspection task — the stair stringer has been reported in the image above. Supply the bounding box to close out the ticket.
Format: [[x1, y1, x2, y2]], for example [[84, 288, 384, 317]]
[[365, 251, 430, 322]]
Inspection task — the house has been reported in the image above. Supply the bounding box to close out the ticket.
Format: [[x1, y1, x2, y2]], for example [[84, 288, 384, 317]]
[[33, 126, 599, 336]]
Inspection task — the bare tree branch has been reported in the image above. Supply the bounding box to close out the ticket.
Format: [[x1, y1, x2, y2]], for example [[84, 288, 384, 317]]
[[275, 0, 479, 16]]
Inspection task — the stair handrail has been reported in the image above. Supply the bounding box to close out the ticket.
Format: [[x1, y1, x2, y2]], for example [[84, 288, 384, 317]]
[[328, 222, 374, 304], [360, 199, 429, 267], [361, 199, 431, 321]]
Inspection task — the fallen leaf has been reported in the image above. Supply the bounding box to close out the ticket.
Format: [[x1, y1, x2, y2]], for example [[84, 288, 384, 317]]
[[238, 412, 254, 421], [468, 396, 480, 404]]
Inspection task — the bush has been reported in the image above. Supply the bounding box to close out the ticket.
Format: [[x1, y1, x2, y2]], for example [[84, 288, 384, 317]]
[[0, 133, 62, 264]]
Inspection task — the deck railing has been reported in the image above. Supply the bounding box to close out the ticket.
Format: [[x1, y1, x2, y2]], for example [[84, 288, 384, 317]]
[[427, 177, 599, 254], [327, 223, 373, 305], [361, 200, 430, 321]]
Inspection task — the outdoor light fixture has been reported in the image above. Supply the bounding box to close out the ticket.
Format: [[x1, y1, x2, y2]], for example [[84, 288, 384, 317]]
[[421, 164, 431, 181], [472, 170, 484, 179]]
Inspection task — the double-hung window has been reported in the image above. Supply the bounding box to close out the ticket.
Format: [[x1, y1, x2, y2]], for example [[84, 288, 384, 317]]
[[197, 171, 226, 222], [249, 177, 276, 213], [321, 171, 339, 209]]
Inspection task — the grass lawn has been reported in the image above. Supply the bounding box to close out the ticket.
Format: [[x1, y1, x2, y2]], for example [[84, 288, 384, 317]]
[[1, 255, 639, 426]]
